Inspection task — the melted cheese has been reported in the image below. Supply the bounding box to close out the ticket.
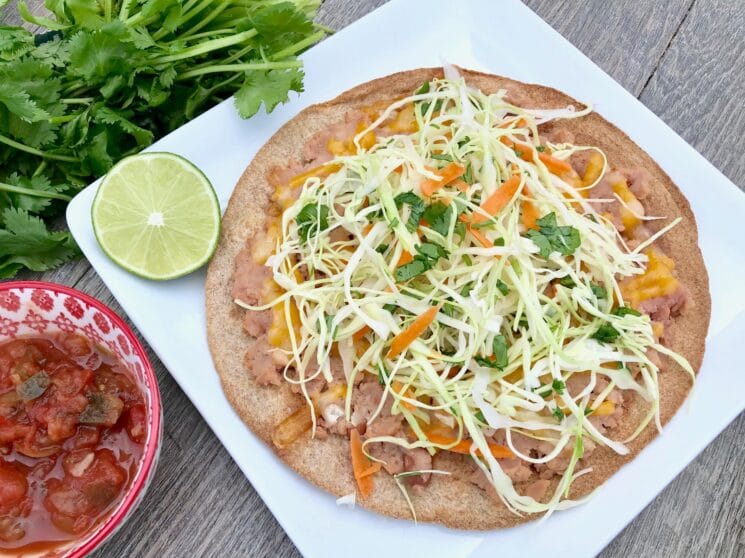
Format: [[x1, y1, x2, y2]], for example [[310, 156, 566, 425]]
[[621, 249, 679, 307]]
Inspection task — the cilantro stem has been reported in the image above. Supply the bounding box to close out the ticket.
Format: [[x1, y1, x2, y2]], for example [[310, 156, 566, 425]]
[[0, 134, 78, 163], [152, 29, 258, 64], [178, 0, 231, 39], [61, 98, 94, 105], [313, 22, 336, 34], [0, 182, 72, 202], [170, 28, 235, 42], [33, 161, 47, 178], [176, 60, 303, 80], [271, 30, 326, 59]]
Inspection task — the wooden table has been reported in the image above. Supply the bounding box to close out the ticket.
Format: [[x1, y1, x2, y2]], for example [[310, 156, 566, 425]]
[[3, 0, 744, 556]]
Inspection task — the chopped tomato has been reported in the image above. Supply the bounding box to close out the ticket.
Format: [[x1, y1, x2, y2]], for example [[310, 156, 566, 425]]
[[0, 461, 28, 514]]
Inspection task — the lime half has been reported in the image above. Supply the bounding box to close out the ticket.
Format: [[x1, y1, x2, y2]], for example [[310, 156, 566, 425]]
[[92, 152, 221, 280]]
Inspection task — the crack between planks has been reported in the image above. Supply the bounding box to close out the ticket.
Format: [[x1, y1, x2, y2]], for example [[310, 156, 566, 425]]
[[637, 0, 698, 98]]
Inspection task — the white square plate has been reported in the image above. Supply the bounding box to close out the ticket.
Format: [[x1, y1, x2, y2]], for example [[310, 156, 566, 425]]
[[67, 0, 745, 556]]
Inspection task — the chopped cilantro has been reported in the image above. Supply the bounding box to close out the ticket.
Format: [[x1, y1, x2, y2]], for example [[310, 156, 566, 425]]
[[377, 363, 389, 385], [431, 153, 453, 162], [558, 275, 576, 288], [475, 335, 508, 370], [496, 279, 510, 296], [592, 323, 620, 343], [590, 282, 607, 299], [394, 241, 449, 282], [422, 201, 458, 237], [462, 163, 474, 185], [383, 303, 397, 313], [460, 282, 474, 297], [552, 407, 565, 422], [552, 379, 565, 394], [612, 306, 641, 317], [524, 212, 581, 258], [394, 192, 426, 232], [394, 258, 429, 282], [375, 244, 389, 254], [296, 203, 329, 243], [414, 81, 430, 95], [536, 145, 546, 153]]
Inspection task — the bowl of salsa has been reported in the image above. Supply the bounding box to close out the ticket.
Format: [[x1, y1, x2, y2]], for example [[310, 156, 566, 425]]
[[0, 281, 161, 557]]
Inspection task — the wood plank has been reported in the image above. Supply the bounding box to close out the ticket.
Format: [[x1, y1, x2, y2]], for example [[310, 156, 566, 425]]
[[638, 0, 745, 185], [524, 0, 694, 96], [602, 0, 745, 555]]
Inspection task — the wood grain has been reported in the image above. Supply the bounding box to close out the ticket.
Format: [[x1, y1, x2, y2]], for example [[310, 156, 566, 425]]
[[1, 0, 743, 556]]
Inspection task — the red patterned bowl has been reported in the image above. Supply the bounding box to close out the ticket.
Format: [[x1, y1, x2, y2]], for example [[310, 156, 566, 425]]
[[0, 281, 162, 557]]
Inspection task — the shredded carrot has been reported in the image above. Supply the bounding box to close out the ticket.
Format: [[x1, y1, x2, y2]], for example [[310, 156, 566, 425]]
[[362, 223, 374, 236], [387, 305, 441, 359], [471, 174, 521, 224], [538, 152, 572, 175], [498, 117, 527, 129], [452, 178, 469, 192], [467, 225, 494, 248], [501, 137, 573, 176], [521, 187, 541, 230], [288, 163, 341, 188], [350, 429, 376, 499], [420, 162, 466, 196], [425, 432, 514, 459], [353, 325, 370, 341], [358, 462, 382, 478], [391, 380, 416, 411], [397, 250, 413, 267]]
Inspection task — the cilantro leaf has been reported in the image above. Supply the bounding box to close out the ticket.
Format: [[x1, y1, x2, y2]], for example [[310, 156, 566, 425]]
[[612, 306, 641, 317], [68, 22, 140, 83], [414, 81, 430, 95], [416, 242, 448, 261], [525, 212, 581, 258], [590, 282, 607, 300], [496, 279, 510, 296], [296, 203, 329, 243], [552, 379, 565, 394], [395, 258, 429, 282], [235, 68, 304, 118], [475, 335, 508, 369], [592, 323, 620, 343], [250, 2, 314, 51], [0, 82, 49, 122], [0, 208, 79, 276], [92, 105, 154, 147], [394, 241, 448, 282], [422, 201, 457, 237], [394, 191, 425, 232], [552, 407, 564, 422], [558, 275, 576, 288]]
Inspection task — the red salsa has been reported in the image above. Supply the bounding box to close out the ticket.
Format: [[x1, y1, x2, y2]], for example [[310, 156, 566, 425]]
[[0, 333, 147, 553]]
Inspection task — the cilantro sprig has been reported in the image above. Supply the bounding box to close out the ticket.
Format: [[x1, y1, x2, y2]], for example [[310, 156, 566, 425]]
[[0, 0, 328, 277], [525, 212, 581, 259], [394, 241, 449, 282]]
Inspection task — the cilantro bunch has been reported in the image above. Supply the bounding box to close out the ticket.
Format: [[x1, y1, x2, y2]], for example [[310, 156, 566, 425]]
[[0, 0, 327, 277]]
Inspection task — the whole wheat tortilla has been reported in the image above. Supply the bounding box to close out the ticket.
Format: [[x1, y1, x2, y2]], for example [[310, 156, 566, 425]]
[[205, 68, 711, 529]]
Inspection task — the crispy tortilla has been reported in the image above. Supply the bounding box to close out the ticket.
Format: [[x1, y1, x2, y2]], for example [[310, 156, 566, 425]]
[[205, 68, 710, 529]]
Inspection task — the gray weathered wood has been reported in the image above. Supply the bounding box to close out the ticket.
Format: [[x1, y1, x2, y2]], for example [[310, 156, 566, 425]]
[[1, 1, 742, 556]]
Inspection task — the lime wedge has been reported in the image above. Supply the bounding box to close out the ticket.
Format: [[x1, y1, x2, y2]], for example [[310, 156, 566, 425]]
[[91, 152, 221, 280]]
